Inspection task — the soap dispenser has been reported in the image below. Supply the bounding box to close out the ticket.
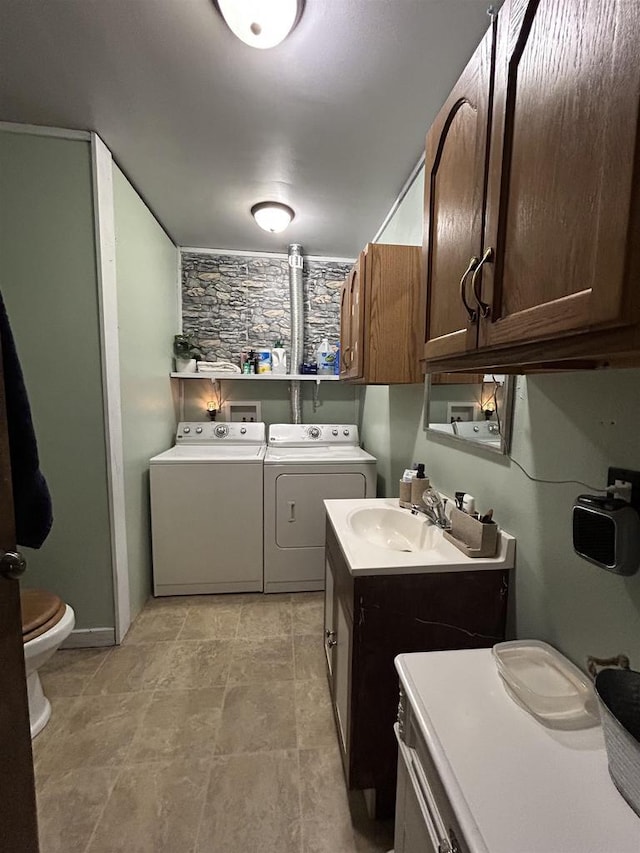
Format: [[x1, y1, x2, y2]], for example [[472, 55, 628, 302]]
[[411, 463, 430, 506]]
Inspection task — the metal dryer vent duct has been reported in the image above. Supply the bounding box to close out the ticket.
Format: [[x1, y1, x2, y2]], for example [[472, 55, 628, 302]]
[[288, 243, 304, 424]]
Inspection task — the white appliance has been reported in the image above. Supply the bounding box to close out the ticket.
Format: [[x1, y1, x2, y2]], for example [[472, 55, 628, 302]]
[[263, 423, 376, 593], [150, 421, 266, 596], [394, 648, 640, 853]]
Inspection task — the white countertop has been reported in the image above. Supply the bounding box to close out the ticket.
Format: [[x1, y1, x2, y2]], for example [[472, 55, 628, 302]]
[[324, 497, 515, 576], [396, 648, 640, 853]]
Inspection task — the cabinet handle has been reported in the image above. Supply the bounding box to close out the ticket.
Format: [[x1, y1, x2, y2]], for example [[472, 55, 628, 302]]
[[288, 501, 296, 522], [459, 256, 479, 322], [342, 346, 352, 369], [470, 247, 494, 318]]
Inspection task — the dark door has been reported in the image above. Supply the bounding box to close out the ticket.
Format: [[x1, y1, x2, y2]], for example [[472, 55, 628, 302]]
[[0, 328, 40, 853]]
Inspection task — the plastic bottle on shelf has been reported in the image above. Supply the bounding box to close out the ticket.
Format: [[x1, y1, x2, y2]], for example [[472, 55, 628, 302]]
[[272, 340, 287, 375], [316, 338, 332, 375]]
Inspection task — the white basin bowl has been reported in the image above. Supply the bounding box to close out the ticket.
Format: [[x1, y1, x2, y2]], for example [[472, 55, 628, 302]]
[[347, 506, 441, 552]]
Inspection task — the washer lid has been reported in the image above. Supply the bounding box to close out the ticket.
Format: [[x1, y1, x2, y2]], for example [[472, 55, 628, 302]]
[[151, 445, 266, 463], [265, 446, 376, 463]]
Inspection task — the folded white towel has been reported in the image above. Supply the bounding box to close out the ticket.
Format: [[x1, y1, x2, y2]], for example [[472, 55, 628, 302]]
[[198, 361, 241, 373]]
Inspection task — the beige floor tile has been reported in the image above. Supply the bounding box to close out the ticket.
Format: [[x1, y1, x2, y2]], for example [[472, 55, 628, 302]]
[[142, 595, 192, 612], [299, 747, 351, 820], [187, 592, 263, 608], [237, 595, 293, 638], [40, 648, 112, 698], [123, 610, 186, 644], [126, 687, 225, 763], [294, 634, 326, 680], [178, 606, 240, 640], [197, 750, 301, 853], [216, 681, 297, 754], [32, 696, 80, 772], [228, 636, 294, 684], [36, 766, 119, 853], [302, 818, 357, 853], [86, 759, 209, 853], [295, 679, 338, 749], [292, 592, 325, 636], [83, 642, 173, 695], [36, 693, 152, 774], [154, 639, 233, 690]]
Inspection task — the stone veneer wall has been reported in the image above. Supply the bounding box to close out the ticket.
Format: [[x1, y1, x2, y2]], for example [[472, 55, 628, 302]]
[[181, 252, 352, 366]]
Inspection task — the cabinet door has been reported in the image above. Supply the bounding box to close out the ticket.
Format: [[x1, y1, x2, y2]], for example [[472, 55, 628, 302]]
[[346, 256, 365, 380], [423, 24, 495, 361], [479, 0, 640, 350], [339, 277, 351, 378], [333, 594, 352, 756], [324, 557, 335, 677]]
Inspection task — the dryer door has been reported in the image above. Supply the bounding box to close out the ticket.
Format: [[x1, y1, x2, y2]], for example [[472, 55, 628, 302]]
[[275, 472, 366, 548]]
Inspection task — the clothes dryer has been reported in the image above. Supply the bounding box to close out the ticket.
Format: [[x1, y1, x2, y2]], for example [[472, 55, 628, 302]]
[[264, 424, 376, 593], [150, 422, 266, 596]]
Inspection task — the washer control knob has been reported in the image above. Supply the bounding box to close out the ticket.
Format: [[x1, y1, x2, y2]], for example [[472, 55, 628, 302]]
[[240, 427, 247, 434], [308, 426, 321, 440], [196, 427, 203, 434], [183, 427, 191, 434], [332, 429, 339, 436], [343, 429, 350, 436], [215, 425, 229, 438]]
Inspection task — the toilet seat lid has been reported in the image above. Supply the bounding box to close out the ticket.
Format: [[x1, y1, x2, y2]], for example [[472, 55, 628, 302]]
[[21, 589, 65, 643]]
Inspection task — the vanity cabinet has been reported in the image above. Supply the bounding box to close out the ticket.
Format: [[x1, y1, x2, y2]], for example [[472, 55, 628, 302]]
[[422, 0, 640, 372], [323, 518, 509, 818], [340, 243, 422, 384]]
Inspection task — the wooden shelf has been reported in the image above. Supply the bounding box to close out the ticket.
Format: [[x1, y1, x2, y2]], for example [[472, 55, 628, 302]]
[[170, 372, 340, 381]]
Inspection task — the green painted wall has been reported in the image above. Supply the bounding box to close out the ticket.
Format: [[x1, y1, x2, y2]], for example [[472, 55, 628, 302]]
[[361, 165, 640, 670], [182, 377, 357, 426], [113, 165, 179, 620], [0, 131, 115, 629]]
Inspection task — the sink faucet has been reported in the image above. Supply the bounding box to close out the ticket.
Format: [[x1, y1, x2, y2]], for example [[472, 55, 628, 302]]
[[411, 487, 451, 529]]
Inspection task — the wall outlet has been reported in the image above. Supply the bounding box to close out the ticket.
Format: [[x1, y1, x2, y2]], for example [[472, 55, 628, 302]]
[[607, 467, 640, 509]]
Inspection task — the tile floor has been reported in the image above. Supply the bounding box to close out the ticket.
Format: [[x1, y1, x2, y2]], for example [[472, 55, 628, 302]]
[[33, 592, 394, 853]]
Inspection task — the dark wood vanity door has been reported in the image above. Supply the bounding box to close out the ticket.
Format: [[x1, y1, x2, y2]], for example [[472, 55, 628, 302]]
[[423, 22, 495, 362], [479, 0, 640, 351]]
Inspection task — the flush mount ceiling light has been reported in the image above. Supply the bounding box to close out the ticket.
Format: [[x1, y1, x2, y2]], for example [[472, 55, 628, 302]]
[[251, 202, 295, 233], [218, 0, 302, 50]]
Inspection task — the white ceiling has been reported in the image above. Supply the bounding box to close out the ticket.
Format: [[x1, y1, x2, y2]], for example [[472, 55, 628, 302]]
[[0, 0, 494, 257]]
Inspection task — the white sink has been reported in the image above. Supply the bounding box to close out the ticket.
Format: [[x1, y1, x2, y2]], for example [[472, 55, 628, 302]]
[[324, 498, 516, 577], [347, 506, 441, 552]]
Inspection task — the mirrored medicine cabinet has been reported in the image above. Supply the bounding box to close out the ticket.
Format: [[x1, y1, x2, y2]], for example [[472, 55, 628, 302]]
[[424, 373, 516, 455]]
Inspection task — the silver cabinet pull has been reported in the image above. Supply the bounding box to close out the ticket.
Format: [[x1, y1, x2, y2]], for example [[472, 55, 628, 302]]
[[0, 550, 27, 579], [470, 246, 493, 318], [459, 256, 479, 322]]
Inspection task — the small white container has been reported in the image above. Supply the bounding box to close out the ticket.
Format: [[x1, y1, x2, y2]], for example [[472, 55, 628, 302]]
[[272, 347, 287, 374]]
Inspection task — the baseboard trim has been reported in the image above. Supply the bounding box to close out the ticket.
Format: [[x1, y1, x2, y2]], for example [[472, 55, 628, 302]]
[[62, 628, 116, 649]]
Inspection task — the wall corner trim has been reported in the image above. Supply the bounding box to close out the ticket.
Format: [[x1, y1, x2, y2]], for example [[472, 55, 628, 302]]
[[0, 120, 91, 141], [91, 132, 131, 643]]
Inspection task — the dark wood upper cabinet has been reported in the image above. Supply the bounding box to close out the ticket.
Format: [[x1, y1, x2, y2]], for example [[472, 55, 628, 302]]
[[422, 0, 640, 372], [423, 22, 495, 362], [341, 243, 422, 384]]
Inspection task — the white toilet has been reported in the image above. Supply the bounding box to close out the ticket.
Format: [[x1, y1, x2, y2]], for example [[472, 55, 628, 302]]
[[21, 589, 75, 738]]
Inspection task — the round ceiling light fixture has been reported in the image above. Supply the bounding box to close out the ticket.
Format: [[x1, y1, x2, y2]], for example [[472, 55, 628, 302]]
[[251, 202, 295, 233], [218, 0, 302, 50]]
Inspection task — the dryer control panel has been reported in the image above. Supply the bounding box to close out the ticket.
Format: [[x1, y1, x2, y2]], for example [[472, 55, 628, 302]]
[[268, 424, 359, 446], [176, 421, 266, 444]]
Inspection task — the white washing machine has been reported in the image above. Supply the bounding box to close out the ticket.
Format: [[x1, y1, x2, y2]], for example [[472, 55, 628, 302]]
[[150, 421, 266, 596], [264, 424, 376, 593]]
